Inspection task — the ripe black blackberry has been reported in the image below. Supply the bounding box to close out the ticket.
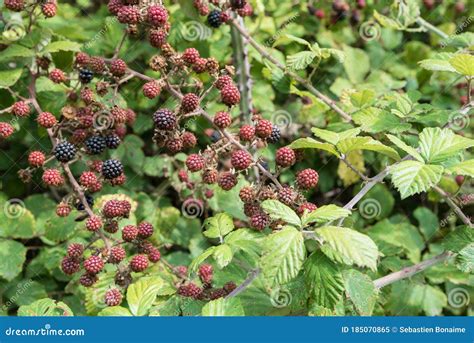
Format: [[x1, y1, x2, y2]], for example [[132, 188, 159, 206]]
[[153, 109, 176, 130], [79, 68, 94, 83], [207, 9, 222, 28], [102, 159, 124, 179], [85, 136, 106, 155], [75, 194, 94, 211], [267, 125, 281, 143], [54, 141, 77, 163], [105, 134, 121, 149]]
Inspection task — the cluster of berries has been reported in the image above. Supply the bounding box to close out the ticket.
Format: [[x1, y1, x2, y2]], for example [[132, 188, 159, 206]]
[[308, 0, 366, 25], [177, 264, 237, 300], [4, 0, 57, 17], [192, 0, 253, 27]]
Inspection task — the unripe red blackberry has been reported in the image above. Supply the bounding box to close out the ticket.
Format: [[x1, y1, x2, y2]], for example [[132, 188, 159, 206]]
[[122, 225, 138, 242], [79, 273, 98, 287], [223, 281, 237, 294], [315, 9, 325, 19], [67, 243, 84, 258], [153, 109, 176, 130], [148, 248, 161, 263], [177, 283, 202, 299], [49, 68, 66, 83], [213, 111, 232, 128], [12, 101, 30, 117], [103, 200, 127, 218], [86, 215, 102, 232], [214, 75, 233, 90], [41, 2, 57, 18], [149, 29, 168, 48], [147, 5, 168, 26], [175, 265, 188, 277], [255, 119, 273, 139], [120, 200, 131, 217], [218, 171, 237, 190], [79, 171, 98, 188], [193, 58, 207, 73], [126, 109, 136, 125], [111, 106, 128, 124], [297, 202, 318, 215], [221, 85, 241, 106], [109, 246, 126, 264], [455, 1, 465, 13], [230, 0, 247, 9], [104, 288, 122, 307], [130, 254, 149, 272], [61, 257, 80, 275], [88, 56, 106, 73], [75, 52, 90, 66], [276, 147, 296, 168], [231, 150, 252, 170], [56, 203, 72, 217], [182, 48, 200, 64], [80, 87, 94, 104], [244, 203, 261, 217], [178, 170, 189, 182], [456, 175, 465, 186], [27, 151, 45, 167], [166, 137, 183, 154], [239, 125, 255, 141], [117, 5, 140, 24], [239, 186, 255, 203], [181, 93, 200, 113], [220, 11, 231, 24], [102, 159, 124, 179], [186, 154, 205, 172], [204, 189, 214, 199], [202, 168, 218, 184], [209, 288, 227, 300], [84, 255, 104, 274], [198, 264, 213, 284], [42, 169, 64, 186], [5, 0, 25, 11], [0, 123, 14, 140], [182, 132, 197, 149], [237, 3, 253, 17], [142, 81, 161, 99], [137, 221, 154, 239], [356, 0, 366, 9], [107, 0, 122, 14], [110, 174, 126, 186], [104, 220, 119, 234], [296, 168, 319, 190], [110, 59, 127, 76], [205, 58, 219, 73], [250, 212, 270, 231], [277, 187, 297, 206]]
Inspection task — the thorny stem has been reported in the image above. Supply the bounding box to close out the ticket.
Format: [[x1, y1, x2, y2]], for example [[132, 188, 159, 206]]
[[340, 155, 369, 182], [226, 268, 261, 299], [432, 185, 473, 228], [416, 17, 449, 40]]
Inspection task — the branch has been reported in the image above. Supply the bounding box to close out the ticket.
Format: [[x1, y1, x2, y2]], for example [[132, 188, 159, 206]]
[[373, 251, 453, 289], [229, 19, 353, 122], [416, 17, 449, 40], [226, 268, 261, 298], [433, 185, 473, 228]]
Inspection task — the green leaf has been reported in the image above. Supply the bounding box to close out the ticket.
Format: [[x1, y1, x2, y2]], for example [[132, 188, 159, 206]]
[[410, 284, 447, 316], [225, 229, 264, 258], [261, 200, 301, 228], [18, 298, 73, 316], [213, 244, 233, 269], [304, 251, 344, 309], [442, 226, 473, 252], [43, 40, 82, 54], [4, 280, 47, 307], [289, 138, 339, 157], [203, 213, 234, 239], [449, 54, 474, 76], [350, 89, 376, 109], [386, 134, 424, 162], [337, 137, 400, 161], [419, 53, 456, 72], [189, 247, 216, 272], [389, 161, 444, 199], [316, 226, 379, 271], [98, 306, 133, 316], [455, 244, 474, 273], [0, 240, 27, 281], [127, 277, 162, 316], [353, 107, 411, 134], [301, 205, 351, 226], [287, 51, 316, 71], [342, 269, 377, 315], [0, 203, 36, 239], [343, 45, 370, 83], [311, 128, 342, 145], [413, 207, 439, 240], [446, 160, 474, 177], [0, 44, 35, 62], [44, 214, 77, 242], [201, 297, 245, 316], [260, 227, 305, 287], [0, 68, 23, 88], [419, 128, 474, 164]]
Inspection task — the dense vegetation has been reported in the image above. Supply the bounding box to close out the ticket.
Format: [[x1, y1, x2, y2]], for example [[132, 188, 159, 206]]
[[0, 0, 472, 316]]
